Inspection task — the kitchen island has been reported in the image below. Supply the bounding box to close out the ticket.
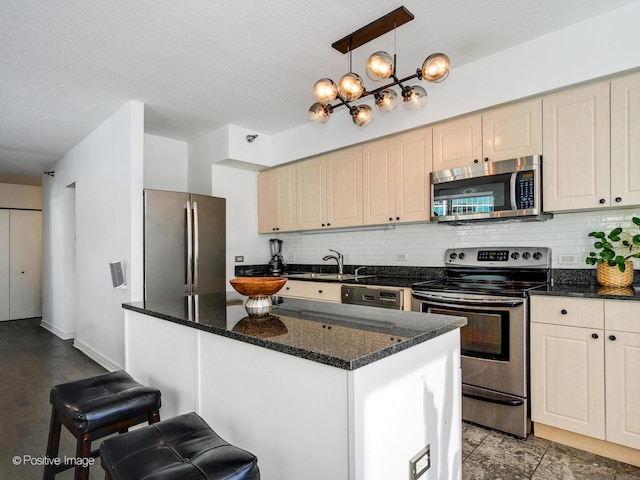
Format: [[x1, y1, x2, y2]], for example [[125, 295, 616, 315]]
[[122, 293, 466, 480]]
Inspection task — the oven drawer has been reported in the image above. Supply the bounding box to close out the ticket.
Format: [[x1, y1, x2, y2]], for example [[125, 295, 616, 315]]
[[530, 296, 604, 329]]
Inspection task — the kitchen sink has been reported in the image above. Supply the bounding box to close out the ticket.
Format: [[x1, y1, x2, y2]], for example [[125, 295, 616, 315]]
[[285, 272, 374, 281]]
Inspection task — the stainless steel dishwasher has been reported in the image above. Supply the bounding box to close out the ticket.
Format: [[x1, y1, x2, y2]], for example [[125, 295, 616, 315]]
[[341, 285, 404, 310]]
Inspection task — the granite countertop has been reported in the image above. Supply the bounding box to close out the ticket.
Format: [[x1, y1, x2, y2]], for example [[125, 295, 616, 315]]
[[531, 284, 640, 301], [123, 293, 466, 370]]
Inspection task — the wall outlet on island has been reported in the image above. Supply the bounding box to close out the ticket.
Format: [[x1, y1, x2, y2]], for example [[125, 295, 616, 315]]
[[234, 255, 244, 263]]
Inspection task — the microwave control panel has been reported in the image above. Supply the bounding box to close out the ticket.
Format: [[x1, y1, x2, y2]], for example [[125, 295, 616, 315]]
[[515, 170, 535, 209]]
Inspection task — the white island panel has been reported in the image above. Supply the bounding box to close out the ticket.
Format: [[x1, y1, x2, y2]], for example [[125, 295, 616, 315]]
[[124, 311, 198, 418], [198, 331, 349, 480]]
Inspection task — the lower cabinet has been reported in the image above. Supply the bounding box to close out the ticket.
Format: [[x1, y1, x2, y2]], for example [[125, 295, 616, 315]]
[[531, 296, 640, 451], [278, 280, 342, 303]]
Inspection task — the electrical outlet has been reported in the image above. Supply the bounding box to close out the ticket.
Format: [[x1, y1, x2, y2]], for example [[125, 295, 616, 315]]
[[284, 253, 295, 262], [234, 256, 244, 263], [558, 254, 577, 265], [396, 252, 408, 261]]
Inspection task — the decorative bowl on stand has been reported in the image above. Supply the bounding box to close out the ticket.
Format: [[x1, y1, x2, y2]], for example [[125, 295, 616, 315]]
[[229, 277, 287, 317]]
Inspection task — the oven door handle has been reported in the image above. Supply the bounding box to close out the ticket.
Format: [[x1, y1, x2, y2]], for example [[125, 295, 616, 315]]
[[411, 291, 525, 307]]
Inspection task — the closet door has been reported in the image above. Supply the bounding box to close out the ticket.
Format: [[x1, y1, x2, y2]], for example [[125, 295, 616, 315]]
[[0, 211, 9, 321], [9, 210, 42, 320]]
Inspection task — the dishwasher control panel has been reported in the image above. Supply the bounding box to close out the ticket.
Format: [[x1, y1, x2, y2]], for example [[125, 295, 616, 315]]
[[341, 285, 404, 310]]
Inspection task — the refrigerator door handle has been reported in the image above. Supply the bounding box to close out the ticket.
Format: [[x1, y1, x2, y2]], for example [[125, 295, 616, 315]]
[[193, 200, 199, 294], [186, 200, 193, 294]]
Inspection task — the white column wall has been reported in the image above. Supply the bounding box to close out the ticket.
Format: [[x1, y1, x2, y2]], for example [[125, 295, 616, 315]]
[[144, 134, 188, 192], [41, 101, 144, 370]]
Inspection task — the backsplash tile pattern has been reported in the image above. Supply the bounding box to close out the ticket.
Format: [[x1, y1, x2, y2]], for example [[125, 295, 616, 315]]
[[275, 208, 640, 270]]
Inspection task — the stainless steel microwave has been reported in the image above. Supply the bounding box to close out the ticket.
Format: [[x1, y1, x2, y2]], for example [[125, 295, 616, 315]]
[[430, 156, 552, 224]]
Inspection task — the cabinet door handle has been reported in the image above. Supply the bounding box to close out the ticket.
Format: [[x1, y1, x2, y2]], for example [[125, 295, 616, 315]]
[[318, 290, 323, 294], [483, 157, 489, 162], [396, 216, 400, 221], [561, 309, 567, 315], [599, 198, 606, 204], [615, 197, 622, 203], [473, 159, 479, 164], [389, 217, 393, 221], [592, 333, 599, 339], [609, 335, 617, 341]]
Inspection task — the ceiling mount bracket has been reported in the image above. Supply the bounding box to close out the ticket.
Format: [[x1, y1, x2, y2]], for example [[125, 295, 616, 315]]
[[331, 6, 414, 54]]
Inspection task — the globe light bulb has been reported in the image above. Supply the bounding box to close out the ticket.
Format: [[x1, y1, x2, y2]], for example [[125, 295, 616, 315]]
[[308, 102, 331, 124], [402, 85, 427, 110], [351, 104, 373, 127], [366, 51, 394, 82], [313, 78, 338, 104], [421, 53, 450, 83], [374, 89, 397, 113], [338, 73, 365, 101]]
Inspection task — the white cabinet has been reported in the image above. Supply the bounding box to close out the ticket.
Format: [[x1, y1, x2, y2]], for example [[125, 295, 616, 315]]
[[258, 164, 298, 233], [432, 99, 542, 171], [363, 127, 432, 225], [1, 209, 42, 321], [531, 296, 640, 451], [542, 82, 611, 212], [278, 280, 342, 303], [611, 71, 640, 207]]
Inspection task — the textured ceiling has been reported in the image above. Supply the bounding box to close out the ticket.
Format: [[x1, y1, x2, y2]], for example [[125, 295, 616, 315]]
[[1, 0, 638, 179]]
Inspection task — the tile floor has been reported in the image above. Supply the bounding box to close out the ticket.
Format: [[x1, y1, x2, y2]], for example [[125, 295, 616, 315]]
[[2, 317, 640, 479], [462, 422, 640, 479]]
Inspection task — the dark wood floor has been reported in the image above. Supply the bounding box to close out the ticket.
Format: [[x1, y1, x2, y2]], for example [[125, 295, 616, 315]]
[[0, 318, 106, 480]]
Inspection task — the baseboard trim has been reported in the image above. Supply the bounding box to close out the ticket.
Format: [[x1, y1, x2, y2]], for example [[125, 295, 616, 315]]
[[534, 423, 640, 467], [40, 319, 75, 340], [73, 339, 123, 372]]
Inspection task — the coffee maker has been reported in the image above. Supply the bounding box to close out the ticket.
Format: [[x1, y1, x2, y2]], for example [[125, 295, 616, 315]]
[[268, 239, 284, 275]]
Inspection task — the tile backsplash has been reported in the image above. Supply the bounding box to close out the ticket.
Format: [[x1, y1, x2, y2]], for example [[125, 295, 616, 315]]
[[275, 207, 640, 270]]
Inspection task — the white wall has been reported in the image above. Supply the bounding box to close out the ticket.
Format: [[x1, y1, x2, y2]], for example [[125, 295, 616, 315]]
[[211, 164, 271, 282], [270, 2, 640, 165], [275, 207, 640, 270], [208, 3, 640, 271], [144, 134, 188, 192], [41, 101, 144, 369], [0, 183, 41, 210]]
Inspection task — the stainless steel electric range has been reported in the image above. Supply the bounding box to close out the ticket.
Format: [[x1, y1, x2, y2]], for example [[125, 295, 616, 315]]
[[411, 247, 551, 438]]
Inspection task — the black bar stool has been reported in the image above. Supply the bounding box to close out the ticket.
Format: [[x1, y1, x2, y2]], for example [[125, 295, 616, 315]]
[[100, 412, 260, 480], [44, 370, 161, 480]]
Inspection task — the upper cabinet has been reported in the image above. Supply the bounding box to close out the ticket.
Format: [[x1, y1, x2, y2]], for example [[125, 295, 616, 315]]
[[432, 99, 542, 171], [297, 146, 363, 230], [363, 127, 432, 225], [542, 81, 611, 212], [611, 72, 640, 207], [258, 164, 298, 233], [543, 72, 640, 212]]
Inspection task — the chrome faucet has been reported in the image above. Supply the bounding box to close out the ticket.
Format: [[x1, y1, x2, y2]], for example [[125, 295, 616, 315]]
[[322, 249, 344, 274]]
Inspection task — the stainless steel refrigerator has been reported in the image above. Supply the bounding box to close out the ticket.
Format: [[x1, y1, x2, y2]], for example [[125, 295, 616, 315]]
[[144, 189, 226, 301]]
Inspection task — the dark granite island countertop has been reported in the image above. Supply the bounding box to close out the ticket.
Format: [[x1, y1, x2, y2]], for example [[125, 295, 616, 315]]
[[123, 293, 466, 370]]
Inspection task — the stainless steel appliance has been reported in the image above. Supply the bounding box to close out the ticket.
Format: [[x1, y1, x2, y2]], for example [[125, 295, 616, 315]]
[[341, 285, 404, 310], [431, 156, 551, 224], [411, 247, 551, 438], [268, 239, 283, 275], [144, 189, 226, 301]]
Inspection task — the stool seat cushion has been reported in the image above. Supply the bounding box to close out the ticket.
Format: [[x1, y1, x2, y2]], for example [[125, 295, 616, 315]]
[[50, 370, 161, 434], [100, 412, 260, 480]]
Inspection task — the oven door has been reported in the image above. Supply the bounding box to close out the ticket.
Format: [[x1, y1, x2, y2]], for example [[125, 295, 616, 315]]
[[412, 291, 527, 398]]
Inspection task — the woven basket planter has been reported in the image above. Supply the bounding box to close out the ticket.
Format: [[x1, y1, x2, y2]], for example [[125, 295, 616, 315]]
[[597, 261, 634, 287]]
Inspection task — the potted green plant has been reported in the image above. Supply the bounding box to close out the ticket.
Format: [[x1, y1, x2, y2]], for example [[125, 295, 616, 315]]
[[586, 216, 640, 287]]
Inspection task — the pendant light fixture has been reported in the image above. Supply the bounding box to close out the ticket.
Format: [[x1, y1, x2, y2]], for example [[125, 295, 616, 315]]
[[309, 6, 450, 127]]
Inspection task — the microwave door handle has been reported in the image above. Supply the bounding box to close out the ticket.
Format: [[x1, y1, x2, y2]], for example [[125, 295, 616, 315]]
[[510, 172, 518, 210]]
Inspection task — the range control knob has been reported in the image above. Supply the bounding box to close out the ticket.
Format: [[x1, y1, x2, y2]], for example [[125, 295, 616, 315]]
[[522, 251, 531, 260], [449, 252, 457, 260], [459, 252, 466, 260], [533, 251, 543, 260], [511, 252, 520, 260]]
